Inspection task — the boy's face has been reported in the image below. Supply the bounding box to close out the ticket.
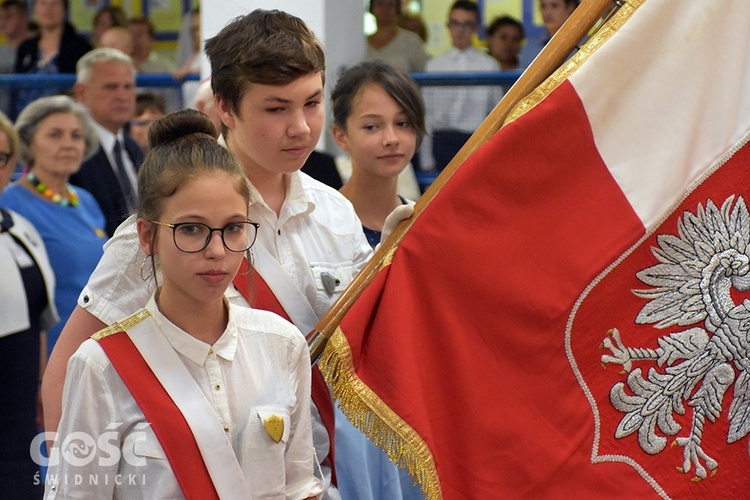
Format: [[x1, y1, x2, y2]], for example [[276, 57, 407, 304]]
[[218, 72, 324, 180], [447, 8, 478, 50], [488, 24, 523, 65]]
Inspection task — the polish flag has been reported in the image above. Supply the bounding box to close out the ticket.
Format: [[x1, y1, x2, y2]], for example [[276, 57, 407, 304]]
[[319, 0, 750, 498]]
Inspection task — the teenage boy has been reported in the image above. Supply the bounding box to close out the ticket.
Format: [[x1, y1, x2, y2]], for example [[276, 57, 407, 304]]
[[420, 0, 502, 172], [42, 9, 408, 498]]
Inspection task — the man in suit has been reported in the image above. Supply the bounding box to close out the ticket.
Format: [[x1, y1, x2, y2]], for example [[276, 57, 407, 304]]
[[71, 48, 143, 237]]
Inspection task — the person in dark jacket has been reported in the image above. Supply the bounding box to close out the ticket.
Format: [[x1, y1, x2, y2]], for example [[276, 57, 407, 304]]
[[13, 0, 91, 117]]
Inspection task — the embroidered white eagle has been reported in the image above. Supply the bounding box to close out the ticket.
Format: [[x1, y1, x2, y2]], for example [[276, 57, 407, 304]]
[[602, 196, 750, 480]]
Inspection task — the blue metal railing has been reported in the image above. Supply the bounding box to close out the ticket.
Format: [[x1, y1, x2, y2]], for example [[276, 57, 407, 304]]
[[0, 73, 200, 88], [410, 70, 522, 189], [0, 71, 522, 190]]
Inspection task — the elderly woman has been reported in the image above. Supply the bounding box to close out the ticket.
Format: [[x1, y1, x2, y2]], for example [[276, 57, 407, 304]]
[[2, 95, 105, 357], [0, 110, 56, 498]]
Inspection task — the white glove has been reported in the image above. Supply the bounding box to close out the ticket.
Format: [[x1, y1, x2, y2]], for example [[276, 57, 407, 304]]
[[377, 203, 415, 250]]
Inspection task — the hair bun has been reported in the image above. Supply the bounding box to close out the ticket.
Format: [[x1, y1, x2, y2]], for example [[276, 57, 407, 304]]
[[148, 109, 218, 149]]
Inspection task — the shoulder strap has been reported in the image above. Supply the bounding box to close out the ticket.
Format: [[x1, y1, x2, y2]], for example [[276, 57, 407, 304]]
[[250, 242, 319, 334], [95, 312, 219, 500], [233, 259, 337, 485]]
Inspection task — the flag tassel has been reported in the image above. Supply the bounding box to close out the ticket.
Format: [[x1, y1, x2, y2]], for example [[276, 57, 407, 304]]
[[319, 327, 442, 500]]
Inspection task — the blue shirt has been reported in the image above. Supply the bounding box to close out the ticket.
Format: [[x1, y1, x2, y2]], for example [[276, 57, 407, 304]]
[[1, 183, 107, 354]]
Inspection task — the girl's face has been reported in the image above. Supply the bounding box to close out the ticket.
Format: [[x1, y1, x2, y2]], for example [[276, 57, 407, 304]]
[[333, 83, 416, 180], [138, 172, 248, 309], [541, 0, 575, 35], [92, 11, 113, 45], [372, 0, 399, 25], [29, 112, 86, 179], [34, 0, 65, 30]]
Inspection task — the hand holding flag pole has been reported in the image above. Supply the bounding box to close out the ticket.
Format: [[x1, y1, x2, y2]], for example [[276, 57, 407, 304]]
[[308, 0, 619, 362]]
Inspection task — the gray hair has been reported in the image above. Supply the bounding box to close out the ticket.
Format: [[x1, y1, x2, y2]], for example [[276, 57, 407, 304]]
[[15, 95, 99, 164], [76, 47, 136, 84]]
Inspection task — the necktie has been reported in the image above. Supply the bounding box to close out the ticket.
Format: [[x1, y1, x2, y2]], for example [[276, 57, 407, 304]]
[[112, 140, 135, 213]]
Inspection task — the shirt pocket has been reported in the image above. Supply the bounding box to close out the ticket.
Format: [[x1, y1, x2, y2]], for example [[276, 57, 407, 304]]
[[242, 406, 291, 497], [309, 261, 354, 297], [130, 435, 167, 461]]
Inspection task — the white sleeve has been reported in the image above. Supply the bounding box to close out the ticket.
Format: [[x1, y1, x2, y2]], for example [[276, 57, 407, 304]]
[[77, 215, 154, 324], [45, 341, 118, 499], [284, 336, 324, 500]]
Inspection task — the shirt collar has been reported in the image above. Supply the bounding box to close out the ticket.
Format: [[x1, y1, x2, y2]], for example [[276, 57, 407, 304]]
[[92, 120, 124, 153], [451, 46, 474, 56], [145, 294, 238, 366]]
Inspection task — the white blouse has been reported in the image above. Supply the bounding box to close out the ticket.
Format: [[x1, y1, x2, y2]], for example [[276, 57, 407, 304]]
[[45, 296, 323, 499]]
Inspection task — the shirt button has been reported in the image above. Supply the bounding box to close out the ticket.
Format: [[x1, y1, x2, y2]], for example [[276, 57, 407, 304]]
[[82, 295, 90, 304], [224, 425, 230, 432], [277, 229, 281, 235], [215, 384, 221, 391], [208, 348, 214, 355]]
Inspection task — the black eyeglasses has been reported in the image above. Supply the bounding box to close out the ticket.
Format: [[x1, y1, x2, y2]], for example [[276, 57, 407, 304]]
[[150, 220, 260, 253], [0, 151, 13, 168], [447, 20, 477, 30]]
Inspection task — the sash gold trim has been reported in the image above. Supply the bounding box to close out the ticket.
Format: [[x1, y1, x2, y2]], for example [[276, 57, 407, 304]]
[[505, 0, 645, 125], [319, 326, 441, 500], [91, 309, 151, 340]]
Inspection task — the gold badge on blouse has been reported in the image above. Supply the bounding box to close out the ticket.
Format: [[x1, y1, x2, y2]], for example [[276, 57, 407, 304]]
[[263, 415, 284, 443]]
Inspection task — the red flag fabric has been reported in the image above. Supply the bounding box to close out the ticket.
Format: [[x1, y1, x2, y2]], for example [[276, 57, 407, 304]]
[[319, 0, 750, 498]]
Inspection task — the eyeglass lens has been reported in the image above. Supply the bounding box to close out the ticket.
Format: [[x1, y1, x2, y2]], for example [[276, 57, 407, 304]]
[[173, 221, 257, 253]]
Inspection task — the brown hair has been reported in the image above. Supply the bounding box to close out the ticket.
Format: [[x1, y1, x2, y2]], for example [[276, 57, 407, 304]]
[[93, 6, 127, 30], [204, 9, 325, 116], [128, 16, 155, 37], [137, 109, 250, 222], [332, 61, 426, 147]]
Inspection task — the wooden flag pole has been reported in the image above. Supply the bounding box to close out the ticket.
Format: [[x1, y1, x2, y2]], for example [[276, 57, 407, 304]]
[[309, 0, 619, 361]]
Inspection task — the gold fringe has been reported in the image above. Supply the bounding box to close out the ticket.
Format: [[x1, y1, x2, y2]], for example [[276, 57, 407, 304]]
[[91, 310, 151, 340], [505, 0, 645, 125], [319, 326, 442, 500]]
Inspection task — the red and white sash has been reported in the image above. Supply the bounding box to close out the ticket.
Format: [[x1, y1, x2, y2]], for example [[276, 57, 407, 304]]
[[96, 311, 254, 499], [233, 257, 337, 485]]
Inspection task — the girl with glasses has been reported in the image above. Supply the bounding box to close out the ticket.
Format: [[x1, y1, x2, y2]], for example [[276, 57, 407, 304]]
[[45, 109, 322, 498]]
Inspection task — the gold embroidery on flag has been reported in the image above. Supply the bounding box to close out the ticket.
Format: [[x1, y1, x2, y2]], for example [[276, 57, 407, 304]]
[[319, 327, 441, 500], [263, 415, 284, 443], [382, 245, 397, 268], [505, 0, 645, 125], [92, 309, 151, 340]]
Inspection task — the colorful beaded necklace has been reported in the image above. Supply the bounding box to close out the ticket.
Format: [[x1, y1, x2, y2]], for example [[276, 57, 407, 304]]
[[26, 172, 79, 207]]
